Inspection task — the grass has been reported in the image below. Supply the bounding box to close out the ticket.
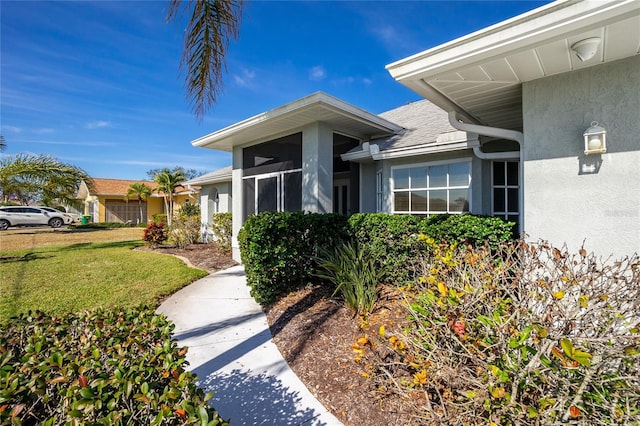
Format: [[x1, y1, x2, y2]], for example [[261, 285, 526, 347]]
[[0, 227, 144, 251], [0, 229, 208, 322]]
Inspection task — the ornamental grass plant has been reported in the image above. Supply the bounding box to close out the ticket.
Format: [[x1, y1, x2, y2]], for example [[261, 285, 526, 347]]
[[314, 242, 382, 317]]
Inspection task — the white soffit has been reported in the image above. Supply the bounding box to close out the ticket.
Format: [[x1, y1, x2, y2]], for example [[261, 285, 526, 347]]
[[387, 0, 640, 131], [192, 92, 403, 151]]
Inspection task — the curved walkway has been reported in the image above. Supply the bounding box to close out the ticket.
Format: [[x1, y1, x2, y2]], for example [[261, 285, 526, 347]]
[[157, 265, 343, 426]]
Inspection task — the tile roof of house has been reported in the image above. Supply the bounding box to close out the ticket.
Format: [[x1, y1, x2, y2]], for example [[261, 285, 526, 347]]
[[88, 178, 159, 196], [373, 99, 457, 151]]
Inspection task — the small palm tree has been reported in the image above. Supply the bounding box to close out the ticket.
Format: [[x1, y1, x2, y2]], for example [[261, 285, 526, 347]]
[[154, 169, 186, 226], [126, 182, 153, 224]]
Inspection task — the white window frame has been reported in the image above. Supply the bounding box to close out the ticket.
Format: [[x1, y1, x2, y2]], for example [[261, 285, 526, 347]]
[[391, 159, 472, 215], [243, 168, 302, 215], [491, 160, 519, 222], [375, 170, 383, 213]]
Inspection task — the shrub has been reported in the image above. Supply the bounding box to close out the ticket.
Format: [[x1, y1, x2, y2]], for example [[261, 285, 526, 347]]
[[315, 242, 381, 317], [170, 215, 201, 249], [211, 213, 232, 253], [238, 211, 349, 304], [152, 213, 167, 223], [364, 240, 640, 425], [143, 221, 168, 247], [348, 213, 422, 285], [177, 201, 200, 217], [419, 213, 515, 249], [0, 307, 228, 425]]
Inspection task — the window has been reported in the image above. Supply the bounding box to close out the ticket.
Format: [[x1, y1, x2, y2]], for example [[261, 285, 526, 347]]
[[392, 161, 470, 215], [376, 171, 383, 212], [492, 161, 519, 224], [242, 133, 303, 220]]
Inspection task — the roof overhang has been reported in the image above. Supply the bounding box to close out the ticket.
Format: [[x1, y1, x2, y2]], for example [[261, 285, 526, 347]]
[[192, 92, 403, 152], [184, 167, 232, 186], [342, 131, 477, 163], [387, 0, 640, 130]]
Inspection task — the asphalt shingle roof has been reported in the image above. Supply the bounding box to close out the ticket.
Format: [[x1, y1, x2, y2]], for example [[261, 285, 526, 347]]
[[373, 99, 456, 151]]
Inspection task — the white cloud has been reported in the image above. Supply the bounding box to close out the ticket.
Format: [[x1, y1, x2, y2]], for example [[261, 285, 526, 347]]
[[374, 25, 399, 45], [233, 68, 256, 87], [86, 120, 112, 129], [362, 78, 373, 86], [33, 128, 55, 134], [309, 65, 326, 81], [2, 125, 22, 133]]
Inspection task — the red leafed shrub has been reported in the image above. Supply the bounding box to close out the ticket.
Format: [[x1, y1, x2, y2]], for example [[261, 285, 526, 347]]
[[143, 221, 168, 247]]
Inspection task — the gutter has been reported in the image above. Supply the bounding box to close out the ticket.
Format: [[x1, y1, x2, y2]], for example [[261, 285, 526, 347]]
[[447, 111, 524, 235]]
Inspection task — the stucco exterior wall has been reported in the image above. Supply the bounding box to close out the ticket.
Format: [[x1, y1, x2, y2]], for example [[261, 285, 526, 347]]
[[302, 122, 333, 213], [522, 56, 640, 258], [359, 162, 377, 213]]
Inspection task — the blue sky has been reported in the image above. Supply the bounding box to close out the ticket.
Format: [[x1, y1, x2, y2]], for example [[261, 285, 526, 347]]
[[1, 1, 548, 180]]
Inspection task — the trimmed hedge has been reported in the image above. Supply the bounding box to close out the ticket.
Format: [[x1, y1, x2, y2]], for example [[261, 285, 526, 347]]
[[0, 307, 227, 425], [420, 213, 516, 250], [238, 211, 349, 304], [239, 212, 515, 305], [348, 213, 422, 285]]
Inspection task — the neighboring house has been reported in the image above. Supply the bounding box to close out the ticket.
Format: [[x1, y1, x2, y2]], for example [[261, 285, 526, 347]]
[[76, 178, 198, 224], [183, 166, 232, 241], [192, 0, 639, 261]]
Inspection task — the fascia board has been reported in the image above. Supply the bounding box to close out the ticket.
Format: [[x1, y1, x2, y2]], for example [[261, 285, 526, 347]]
[[341, 149, 373, 162], [372, 139, 479, 160], [387, 0, 639, 82], [185, 173, 232, 185], [191, 92, 402, 150]]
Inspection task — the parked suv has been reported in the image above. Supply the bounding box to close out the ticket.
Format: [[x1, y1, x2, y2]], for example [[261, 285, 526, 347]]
[[35, 206, 78, 225], [0, 206, 68, 230]]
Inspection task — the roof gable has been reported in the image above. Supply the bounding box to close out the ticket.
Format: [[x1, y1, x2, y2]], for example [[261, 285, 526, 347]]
[[191, 92, 403, 151]]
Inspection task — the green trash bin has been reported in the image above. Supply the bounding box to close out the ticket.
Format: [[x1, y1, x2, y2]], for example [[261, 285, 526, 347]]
[[81, 215, 91, 225]]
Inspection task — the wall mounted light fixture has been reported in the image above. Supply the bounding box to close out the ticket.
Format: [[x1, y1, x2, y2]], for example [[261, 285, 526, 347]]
[[583, 121, 607, 155], [571, 37, 601, 62]]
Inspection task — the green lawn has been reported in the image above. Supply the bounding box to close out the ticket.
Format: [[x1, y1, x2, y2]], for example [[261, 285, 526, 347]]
[[0, 241, 208, 322]]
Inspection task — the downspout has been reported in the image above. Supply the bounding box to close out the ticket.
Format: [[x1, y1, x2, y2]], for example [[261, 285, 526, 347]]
[[447, 111, 524, 235]]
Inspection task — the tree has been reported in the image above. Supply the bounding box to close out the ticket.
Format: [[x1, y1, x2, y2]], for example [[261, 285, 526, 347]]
[[153, 168, 186, 226], [0, 154, 93, 209], [0, 135, 6, 152], [126, 182, 153, 224], [146, 166, 201, 181], [167, 0, 243, 120]]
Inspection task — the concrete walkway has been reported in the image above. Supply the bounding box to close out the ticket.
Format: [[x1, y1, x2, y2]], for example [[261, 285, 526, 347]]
[[157, 265, 343, 426]]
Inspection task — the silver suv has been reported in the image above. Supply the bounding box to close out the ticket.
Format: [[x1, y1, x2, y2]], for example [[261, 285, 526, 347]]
[[0, 206, 68, 230]]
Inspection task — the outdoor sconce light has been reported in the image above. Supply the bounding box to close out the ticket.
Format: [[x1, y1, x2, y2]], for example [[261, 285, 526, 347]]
[[571, 37, 601, 62], [583, 121, 607, 155]]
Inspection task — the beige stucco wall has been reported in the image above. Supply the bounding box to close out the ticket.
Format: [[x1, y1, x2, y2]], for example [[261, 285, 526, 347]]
[[522, 56, 640, 258]]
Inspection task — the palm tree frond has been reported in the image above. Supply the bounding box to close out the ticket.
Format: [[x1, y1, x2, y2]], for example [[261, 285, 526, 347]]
[[167, 0, 243, 120]]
